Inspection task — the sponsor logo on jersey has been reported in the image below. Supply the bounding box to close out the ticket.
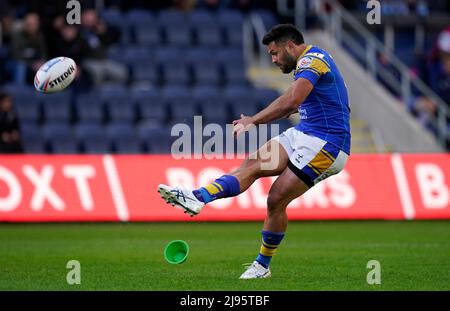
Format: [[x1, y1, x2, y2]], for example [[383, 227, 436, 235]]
[[298, 56, 312, 69]]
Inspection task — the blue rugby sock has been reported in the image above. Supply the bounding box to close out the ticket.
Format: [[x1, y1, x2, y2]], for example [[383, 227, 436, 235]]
[[255, 230, 285, 268], [192, 175, 240, 204]]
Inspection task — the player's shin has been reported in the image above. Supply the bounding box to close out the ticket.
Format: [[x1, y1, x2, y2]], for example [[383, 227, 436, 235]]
[[192, 175, 240, 203]]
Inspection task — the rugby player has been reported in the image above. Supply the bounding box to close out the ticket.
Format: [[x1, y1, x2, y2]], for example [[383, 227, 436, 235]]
[[158, 24, 351, 279]]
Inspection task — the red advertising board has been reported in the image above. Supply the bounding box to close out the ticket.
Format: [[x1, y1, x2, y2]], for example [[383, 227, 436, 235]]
[[0, 154, 448, 222]]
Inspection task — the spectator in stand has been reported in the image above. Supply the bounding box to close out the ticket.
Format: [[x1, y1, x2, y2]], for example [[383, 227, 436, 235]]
[[0, 92, 23, 154], [413, 26, 450, 146], [80, 9, 128, 86], [0, 10, 14, 46], [10, 12, 47, 84], [426, 27, 450, 106], [53, 22, 93, 91]]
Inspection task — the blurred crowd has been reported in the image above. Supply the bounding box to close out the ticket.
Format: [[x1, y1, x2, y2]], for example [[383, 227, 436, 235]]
[[0, 0, 448, 152], [0, 0, 277, 88], [413, 27, 450, 133], [341, 0, 450, 15]]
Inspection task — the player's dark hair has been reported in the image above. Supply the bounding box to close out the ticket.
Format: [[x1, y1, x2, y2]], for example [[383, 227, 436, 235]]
[[262, 24, 304, 46]]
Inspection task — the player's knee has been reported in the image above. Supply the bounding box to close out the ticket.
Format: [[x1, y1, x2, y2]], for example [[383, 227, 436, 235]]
[[267, 190, 285, 214], [239, 158, 263, 178]]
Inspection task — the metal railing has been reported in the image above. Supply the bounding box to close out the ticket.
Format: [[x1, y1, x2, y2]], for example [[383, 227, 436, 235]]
[[275, 0, 449, 148]]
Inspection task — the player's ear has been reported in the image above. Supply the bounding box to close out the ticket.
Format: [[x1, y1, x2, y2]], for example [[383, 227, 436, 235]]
[[285, 40, 296, 54]]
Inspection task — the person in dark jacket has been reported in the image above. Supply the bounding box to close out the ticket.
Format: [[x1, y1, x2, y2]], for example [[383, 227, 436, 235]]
[[0, 93, 24, 154]]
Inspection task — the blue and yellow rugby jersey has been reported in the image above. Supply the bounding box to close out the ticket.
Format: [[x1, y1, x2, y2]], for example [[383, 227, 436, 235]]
[[293, 45, 351, 154]]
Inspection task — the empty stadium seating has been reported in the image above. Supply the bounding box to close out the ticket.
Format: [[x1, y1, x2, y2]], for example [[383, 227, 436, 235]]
[[3, 8, 283, 154]]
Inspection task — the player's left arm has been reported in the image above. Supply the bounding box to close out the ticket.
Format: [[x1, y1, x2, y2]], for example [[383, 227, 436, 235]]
[[232, 78, 313, 136]]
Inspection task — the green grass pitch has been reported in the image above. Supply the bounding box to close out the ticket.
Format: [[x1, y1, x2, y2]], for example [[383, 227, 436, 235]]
[[0, 221, 449, 290]]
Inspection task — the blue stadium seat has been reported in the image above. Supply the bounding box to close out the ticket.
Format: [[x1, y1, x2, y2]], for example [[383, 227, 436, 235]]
[[2, 83, 34, 98], [186, 48, 216, 64], [192, 85, 222, 103], [155, 47, 185, 65], [106, 122, 136, 142], [216, 48, 244, 67], [134, 25, 161, 46], [224, 85, 257, 118], [131, 62, 159, 84], [42, 123, 77, 154], [41, 92, 72, 122], [75, 93, 103, 123], [83, 141, 111, 154], [74, 122, 110, 154], [157, 10, 188, 27], [101, 8, 124, 28], [192, 62, 221, 86], [198, 102, 228, 124], [126, 10, 160, 46], [107, 45, 126, 64], [223, 64, 248, 85], [161, 62, 191, 86], [229, 101, 259, 119], [188, 10, 216, 27], [114, 140, 142, 154], [161, 85, 191, 103], [164, 25, 192, 47], [253, 87, 280, 108], [170, 102, 197, 123], [130, 86, 165, 106], [105, 122, 140, 153], [20, 123, 45, 153], [51, 139, 78, 154], [194, 25, 222, 47], [100, 9, 127, 32], [137, 102, 167, 123], [223, 85, 254, 102], [253, 9, 279, 29], [13, 96, 41, 123], [99, 83, 128, 97], [137, 123, 173, 153], [102, 9, 129, 44], [193, 86, 227, 122], [163, 86, 196, 122], [99, 84, 128, 105], [123, 46, 152, 65], [218, 10, 244, 47], [218, 10, 244, 27], [106, 99, 135, 123], [125, 9, 155, 28], [42, 123, 73, 141], [75, 122, 105, 143]]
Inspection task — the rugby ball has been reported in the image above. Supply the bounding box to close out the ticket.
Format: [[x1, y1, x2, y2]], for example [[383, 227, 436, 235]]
[[34, 57, 77, 93]]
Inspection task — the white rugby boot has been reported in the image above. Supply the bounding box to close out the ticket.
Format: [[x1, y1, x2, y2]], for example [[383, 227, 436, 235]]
[[157, 184, 205, 216], [239, 261, 271, 279]]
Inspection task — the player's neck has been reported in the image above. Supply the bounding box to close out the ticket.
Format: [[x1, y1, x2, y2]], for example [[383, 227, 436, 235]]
[[295, 43, 309, 60]]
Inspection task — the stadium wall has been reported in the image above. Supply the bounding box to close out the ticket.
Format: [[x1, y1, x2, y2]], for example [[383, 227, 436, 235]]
[[0, 154, 448, 222]]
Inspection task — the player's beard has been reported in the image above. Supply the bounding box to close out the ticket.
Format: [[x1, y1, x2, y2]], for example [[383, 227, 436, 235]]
[[279, 52, 297, 74]]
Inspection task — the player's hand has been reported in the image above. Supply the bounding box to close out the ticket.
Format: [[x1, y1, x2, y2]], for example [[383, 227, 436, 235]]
[[232, 114, 255, 138]]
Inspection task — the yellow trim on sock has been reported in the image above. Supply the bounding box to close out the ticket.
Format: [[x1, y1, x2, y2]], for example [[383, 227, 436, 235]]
[[212, 182, 223, 191], [204, 184, 220, 195], [260, 245, 277, 256], [262, 240, 279, 248]]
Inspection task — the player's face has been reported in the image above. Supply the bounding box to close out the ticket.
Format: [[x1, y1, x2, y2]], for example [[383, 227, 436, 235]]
[[267, 42, 297, 74]]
